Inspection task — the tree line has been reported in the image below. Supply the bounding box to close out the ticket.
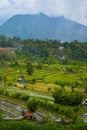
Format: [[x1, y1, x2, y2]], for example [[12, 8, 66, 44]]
[[0, 35, 87, 62]]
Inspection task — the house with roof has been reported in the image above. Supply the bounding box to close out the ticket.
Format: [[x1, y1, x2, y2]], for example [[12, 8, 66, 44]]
[[23, 111, 44, 122], [23, 111, 36, 120]]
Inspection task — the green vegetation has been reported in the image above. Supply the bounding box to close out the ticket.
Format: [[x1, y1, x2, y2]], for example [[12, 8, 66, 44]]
[[27, 99, 37, 112], [0, 121, 87, 130], [0, 35, 87, 62], [53, 88, 84, 106], [0, 35, 87, 130], [26, 61, 34, 75]]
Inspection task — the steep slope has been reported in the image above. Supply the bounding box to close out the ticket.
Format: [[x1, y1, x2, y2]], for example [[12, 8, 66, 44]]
[[0, 13, 87, 42]]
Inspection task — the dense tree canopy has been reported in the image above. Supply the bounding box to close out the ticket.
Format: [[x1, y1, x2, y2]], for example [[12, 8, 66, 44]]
[[27, 99, 37, 112], [0, 35, 87, 63], [53, 88, 84, 106]]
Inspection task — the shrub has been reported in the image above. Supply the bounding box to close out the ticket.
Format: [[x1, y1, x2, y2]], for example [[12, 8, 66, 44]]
[[53, 88, 84, 106], [0, 88, 4, 94], [20, 94, 30, 100], [27, 99, 37, 112], [4, 90, 9, 96], [14, 92, 22, 98]]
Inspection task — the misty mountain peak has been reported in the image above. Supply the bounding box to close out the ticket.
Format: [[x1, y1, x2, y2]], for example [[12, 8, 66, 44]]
[[0, 13, 87, 42]]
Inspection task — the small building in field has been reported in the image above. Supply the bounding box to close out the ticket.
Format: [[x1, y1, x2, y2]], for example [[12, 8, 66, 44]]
[[18, 78, 26, 84], [23, 111, 36, 120], [23, 111, 44, 121]]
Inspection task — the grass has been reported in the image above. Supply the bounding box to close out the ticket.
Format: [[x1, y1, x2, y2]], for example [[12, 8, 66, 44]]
[[28, 82, 57, 92], [0, 62, 87, 94]]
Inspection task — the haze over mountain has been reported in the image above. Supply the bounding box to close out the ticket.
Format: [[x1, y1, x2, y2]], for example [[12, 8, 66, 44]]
[[0, 13, 87, 42]]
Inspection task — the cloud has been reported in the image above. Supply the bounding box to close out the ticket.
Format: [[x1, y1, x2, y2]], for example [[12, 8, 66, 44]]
[[0, 0, 87, 26]]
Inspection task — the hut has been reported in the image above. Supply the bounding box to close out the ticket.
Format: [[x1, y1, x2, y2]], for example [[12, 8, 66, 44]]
[[23, 111, 36, 120]]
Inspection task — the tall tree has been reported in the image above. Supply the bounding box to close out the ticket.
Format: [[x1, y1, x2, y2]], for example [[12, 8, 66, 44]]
[[27, 99, 37, 112], [26, 61, 34, 75]]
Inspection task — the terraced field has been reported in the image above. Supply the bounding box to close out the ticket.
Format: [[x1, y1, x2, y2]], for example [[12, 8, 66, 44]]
[[0, 100, 23, 119]]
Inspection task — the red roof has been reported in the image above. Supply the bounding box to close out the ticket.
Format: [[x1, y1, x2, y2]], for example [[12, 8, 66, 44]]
[[24, 112, 33, 117]]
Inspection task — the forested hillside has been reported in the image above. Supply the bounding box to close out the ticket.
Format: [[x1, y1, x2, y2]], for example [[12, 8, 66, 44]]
[[0, 35, 87, 63]]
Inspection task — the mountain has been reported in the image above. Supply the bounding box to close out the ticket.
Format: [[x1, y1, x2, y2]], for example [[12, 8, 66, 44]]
[[0, 13, 87, 42]]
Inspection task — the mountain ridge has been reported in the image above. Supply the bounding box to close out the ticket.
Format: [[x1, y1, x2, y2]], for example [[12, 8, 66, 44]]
[[0, 13, 87, 42]]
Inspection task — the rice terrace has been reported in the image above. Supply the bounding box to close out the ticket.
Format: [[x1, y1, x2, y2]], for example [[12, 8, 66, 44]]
[[0, 35, 87, 130], [0, 1, 87, 129]]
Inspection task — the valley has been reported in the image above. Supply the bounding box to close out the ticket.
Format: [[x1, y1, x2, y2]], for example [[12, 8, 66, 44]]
[[0, 36, 87, 130]]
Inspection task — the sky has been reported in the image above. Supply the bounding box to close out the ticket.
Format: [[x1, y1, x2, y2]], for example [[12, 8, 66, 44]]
[[0, 0, 87, 26]]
